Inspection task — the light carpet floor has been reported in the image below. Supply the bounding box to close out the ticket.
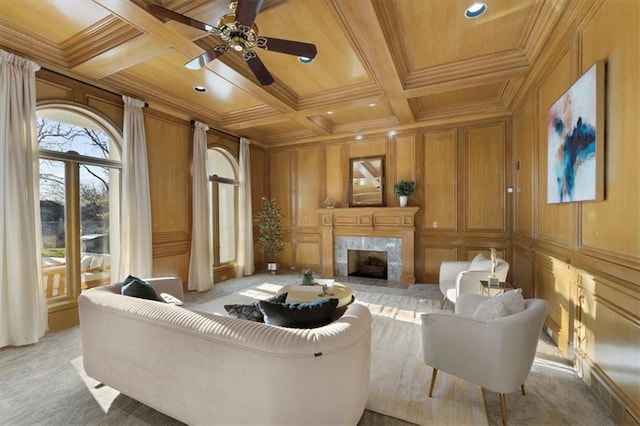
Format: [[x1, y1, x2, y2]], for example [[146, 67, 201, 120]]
[[0, 273, 616, 426]]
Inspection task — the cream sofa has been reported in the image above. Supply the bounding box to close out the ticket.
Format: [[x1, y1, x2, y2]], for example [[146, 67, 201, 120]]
[[78, 277, 372, 425]]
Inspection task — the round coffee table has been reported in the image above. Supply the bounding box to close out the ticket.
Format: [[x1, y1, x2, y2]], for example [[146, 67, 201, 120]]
[[279, 282, 353, 308]]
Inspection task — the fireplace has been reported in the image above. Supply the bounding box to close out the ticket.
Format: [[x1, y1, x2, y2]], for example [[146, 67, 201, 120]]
[[319, 207, 418, 284], [348, 250, 388, 279], [335, 236, 402, 281]]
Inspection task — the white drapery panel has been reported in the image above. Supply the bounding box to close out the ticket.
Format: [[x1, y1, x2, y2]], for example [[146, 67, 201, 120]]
[[0, 50, 48, 347], [188, 121, 213, 291], [116, 96, 152, 280], [237, 137, 254, 276]]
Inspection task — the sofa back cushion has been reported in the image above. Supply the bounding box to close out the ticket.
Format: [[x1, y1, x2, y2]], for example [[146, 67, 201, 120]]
[[259, 298, 338, 328], [121, 275, 165, 302], [224, 293, 288, 322]]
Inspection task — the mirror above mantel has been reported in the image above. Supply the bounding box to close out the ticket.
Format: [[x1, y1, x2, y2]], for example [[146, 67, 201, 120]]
[[349, 156, 385, 207]]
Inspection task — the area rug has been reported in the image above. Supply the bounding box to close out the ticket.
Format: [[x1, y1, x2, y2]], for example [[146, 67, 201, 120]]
[[186, 281, 488, 426]]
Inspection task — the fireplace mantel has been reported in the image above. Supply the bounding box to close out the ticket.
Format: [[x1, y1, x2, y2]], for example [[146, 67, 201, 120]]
[[318, 207, 419, 283]]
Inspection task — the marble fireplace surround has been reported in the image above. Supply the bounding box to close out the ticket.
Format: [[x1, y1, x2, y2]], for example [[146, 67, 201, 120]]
[[319, 207, 419, 284]]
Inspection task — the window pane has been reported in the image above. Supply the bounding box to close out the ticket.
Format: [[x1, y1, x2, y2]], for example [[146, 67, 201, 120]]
[[207, 149, 235, 179], [37, 117, 116, 160], [219, 183, 236, 263], [80, 164, 112, 289], [40, 159, 68, 299]]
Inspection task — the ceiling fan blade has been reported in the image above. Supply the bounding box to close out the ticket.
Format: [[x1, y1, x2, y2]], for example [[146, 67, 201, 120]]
[[260, 37, 317, 59], [235, 0, 264, 28], [185, 47, 226, 70], [147, 4, 215, 33], [246, 54, 274, 85]]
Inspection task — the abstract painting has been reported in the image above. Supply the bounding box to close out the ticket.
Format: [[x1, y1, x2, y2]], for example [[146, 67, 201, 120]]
[[547, 60, 605, 203]]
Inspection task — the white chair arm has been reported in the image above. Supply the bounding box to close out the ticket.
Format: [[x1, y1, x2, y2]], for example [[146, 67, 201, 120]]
[[440, 261, 471, 282], [456, 270, 491, 296]]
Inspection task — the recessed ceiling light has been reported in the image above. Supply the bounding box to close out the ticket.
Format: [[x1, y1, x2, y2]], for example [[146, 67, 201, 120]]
[[465, 2, 487, 18], [327, 111, 334, 115], [298, 56, 313, 64], [194, 86, 207, 93], [369, 103, 376, 107], [355, 135, 363, 140], [388, 130, 397, 136]]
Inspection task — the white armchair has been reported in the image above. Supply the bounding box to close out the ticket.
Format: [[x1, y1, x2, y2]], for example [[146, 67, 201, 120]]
[[439, 254, 509, 308], [421, 293, 548, 426]]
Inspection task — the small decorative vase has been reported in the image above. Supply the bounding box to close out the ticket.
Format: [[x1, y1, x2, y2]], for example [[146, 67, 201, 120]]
[[301, 275, 314, 286], [399, 195, 408, 207]]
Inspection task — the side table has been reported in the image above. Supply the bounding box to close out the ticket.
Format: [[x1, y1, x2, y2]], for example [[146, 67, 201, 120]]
[[479, 280, 512, 297]]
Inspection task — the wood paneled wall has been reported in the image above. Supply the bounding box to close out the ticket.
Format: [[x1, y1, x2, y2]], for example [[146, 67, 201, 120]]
[[510, 0, 640, 423], [263, 118, 511, 284]]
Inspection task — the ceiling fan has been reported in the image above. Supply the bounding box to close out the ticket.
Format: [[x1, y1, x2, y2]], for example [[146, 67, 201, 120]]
[[148, 0, 318, 86]]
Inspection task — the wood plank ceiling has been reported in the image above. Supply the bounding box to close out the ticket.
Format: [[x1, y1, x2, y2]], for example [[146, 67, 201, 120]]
[[0, 0, 571, 147]]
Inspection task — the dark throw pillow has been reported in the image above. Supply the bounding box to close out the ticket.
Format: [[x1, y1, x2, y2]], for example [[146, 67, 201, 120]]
[[224, 292, 288, 322], [121, 275, 165, 302], [258, 298, 339, 329]]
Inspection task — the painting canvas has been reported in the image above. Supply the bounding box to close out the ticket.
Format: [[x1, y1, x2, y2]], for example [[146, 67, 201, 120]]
[[547, 61, 605, 203]]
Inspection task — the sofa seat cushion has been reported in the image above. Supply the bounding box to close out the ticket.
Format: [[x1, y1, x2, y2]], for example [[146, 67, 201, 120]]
[[259, 298, 338, 328]]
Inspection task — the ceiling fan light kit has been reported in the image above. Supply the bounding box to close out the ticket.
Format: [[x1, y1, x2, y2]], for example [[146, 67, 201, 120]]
[[148, 0, 318, 86]]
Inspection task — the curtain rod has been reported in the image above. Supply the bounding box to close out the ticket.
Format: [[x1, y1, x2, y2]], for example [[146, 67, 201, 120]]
[[44, 68, 148, 107], [190, 119, 240, 142]]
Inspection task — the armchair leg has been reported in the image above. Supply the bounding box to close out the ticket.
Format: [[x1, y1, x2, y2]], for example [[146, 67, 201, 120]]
[[439, 296, 447, 309], [428, 368, 438, 397], [521, 384, 525, 395], [499, 393, 508, 426]]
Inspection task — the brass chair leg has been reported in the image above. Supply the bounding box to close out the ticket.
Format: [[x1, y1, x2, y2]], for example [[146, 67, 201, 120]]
[[439, 296, 447, 309], [521, 384, 526, 395], [499, 393, 508, 426], [428, 368, 438, 397]]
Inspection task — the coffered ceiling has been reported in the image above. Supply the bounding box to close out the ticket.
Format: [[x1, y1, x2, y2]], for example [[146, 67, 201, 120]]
[[0, 0, 573, 146]]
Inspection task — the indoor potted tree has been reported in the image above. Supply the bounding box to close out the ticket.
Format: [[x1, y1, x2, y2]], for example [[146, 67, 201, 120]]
[[393, 180, 416, 207], [254, 197, 285, 275]]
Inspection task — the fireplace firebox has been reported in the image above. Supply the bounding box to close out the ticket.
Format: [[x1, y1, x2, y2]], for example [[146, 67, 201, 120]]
[[348, 250, 388, 279]]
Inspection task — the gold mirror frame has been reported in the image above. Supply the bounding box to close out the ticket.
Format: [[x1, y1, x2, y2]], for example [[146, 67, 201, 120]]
[[349, 156, 385, 207]]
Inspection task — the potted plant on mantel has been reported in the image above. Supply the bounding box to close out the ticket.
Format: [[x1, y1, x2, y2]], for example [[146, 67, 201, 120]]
[[254, 197, 284, 275], [393, 181, 416, 207]]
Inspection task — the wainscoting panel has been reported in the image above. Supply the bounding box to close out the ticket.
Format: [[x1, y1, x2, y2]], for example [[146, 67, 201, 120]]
[[394, 133, 417, 186], [511, 240, 535, 298], [324, 143, 345, 205], [36, 71, 75, 101], [146, 114, 191, 234], [465, 123, 506, 231], [512, 96, 534, 236], [421, 247, 458, 284], [534, 252, 575, 356], [421, 129, 457, 231], [575, 268, 640, 423], [296, 146, 321, 227], [269, 150, 293, 228], [294, 232, 321, 270]]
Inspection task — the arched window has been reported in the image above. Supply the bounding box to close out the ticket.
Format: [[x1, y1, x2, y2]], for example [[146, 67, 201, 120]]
[[207, 148, 238, 270], [37, 102, 122, 301]]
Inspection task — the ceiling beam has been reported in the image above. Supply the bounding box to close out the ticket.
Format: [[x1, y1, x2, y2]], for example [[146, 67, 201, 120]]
[[330, 0, 415, 125]]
